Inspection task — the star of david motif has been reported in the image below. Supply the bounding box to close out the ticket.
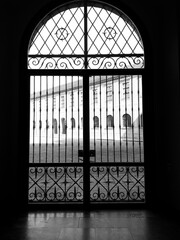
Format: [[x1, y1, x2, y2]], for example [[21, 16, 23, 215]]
[[55, 28, 69, 40], [103, 27, 117, 40]]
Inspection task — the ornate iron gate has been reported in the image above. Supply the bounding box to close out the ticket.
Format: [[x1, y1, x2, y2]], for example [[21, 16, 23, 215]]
[[28, 1, 145, 204]]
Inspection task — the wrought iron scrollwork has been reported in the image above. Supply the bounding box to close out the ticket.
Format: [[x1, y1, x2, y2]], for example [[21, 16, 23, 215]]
[[29, 166, 83, 202], [28, 57, 84, 69], [90, 166, 145, 202], [88, 56, 144, 69]]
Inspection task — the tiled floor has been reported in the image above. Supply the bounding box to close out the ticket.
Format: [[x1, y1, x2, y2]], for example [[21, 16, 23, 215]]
[[1, 209, 180, 240]]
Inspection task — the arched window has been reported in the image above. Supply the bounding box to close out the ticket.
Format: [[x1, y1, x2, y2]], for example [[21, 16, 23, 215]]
[[107, 115, 114, 128], [61, 118, 66, 134], [71, 118, 76, 128], [28, 2, 144, 69], [93, 116, 99, 128], [53, 119, 58, 134], [123, 114, 131, 127]]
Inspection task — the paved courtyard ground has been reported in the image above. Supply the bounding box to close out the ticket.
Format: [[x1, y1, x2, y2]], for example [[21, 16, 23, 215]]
[[29, 139, 144, 163]]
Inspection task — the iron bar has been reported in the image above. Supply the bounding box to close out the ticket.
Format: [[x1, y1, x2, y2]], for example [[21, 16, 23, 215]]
[[138, 75, 142, 162], [78, 76, 80, 163], [65, 76, 68, 163], [71, 76, 74, 163], [106, 75, 109, 162], [39, 76, 42, 163], [131, 75, 135, 162], [118, 75, 122, 162], [32, 76, 35, 163], [28, 54, 144, 58], [100, 76, 102, 163], [29, 162, 144, 167], [52, 76, 55, 163], [46, 76, 48, 163], [58, 76, 61, 163], [112, 75, 115, 163]]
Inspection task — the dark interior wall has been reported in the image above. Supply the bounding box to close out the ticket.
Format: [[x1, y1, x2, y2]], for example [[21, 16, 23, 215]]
[[0, 0, 179, 213]]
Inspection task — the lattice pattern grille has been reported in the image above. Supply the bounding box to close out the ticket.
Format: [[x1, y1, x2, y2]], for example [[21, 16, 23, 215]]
[[87, 6, 143, 55], [90, 166, 145, 202], [28, 2, 144, 61], [29, 166, 83, 202]]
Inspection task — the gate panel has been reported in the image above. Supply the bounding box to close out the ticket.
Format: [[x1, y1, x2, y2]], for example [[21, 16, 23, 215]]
[[89, 75, 145, 202], [27, 1, 146, 205], [29, 75, 84, 202]]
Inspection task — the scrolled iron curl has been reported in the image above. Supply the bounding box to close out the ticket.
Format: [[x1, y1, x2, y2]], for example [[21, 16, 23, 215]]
[[129, 189, 139, 200], [73, 58, 84, 68], [118, 191, 127, 200], [28, 57, 41, 69], [139, 191, 145, 199], [29, 191, 44, 201], [67, 190, 83, 200], [89, 58, 101, 68], [91, 166, 106, 173], [111, 188, 128, 200], [110, 166, 125, 174], [91, 191, 107, 200], [110, 190, 119, 200], [44, 58, 56, 69], [104, 58, 115, 69], [129, 166, 138, 173], [29, 167, 44, 175], [47, 190, 64, 201], [133, 57, 144, 68], [68, 166, 83, 174], [57, 58, 69, 69], [48, 167, 64, 175]]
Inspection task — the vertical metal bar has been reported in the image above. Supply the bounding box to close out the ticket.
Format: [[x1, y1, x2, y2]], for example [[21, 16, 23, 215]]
[[65, 76, 68, 163], [100, 76, 102, 163], [83, 0, 90, 207], [118, 75, 122, 162], [112, 75, 115, 162], [106, 75, 109, 162], [125, 75, 128, 163], [33, 76, 35, 163], [46, 76, 48, 163], [84, 0, 88, 69], [131, 75, 135, 162], [137, 75, 142, 162], [52, 76, 54, 163], [83, 73, 90, 205], [58, 76, 61, 163], [71, 76, 73, 163], [93, 76, 96, 162], [78, 76, 80, 163], [39, 76, 42, 163]]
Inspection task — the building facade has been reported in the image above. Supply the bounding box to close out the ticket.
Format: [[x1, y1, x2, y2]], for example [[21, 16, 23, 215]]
[[30, 74, 143, 143]]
